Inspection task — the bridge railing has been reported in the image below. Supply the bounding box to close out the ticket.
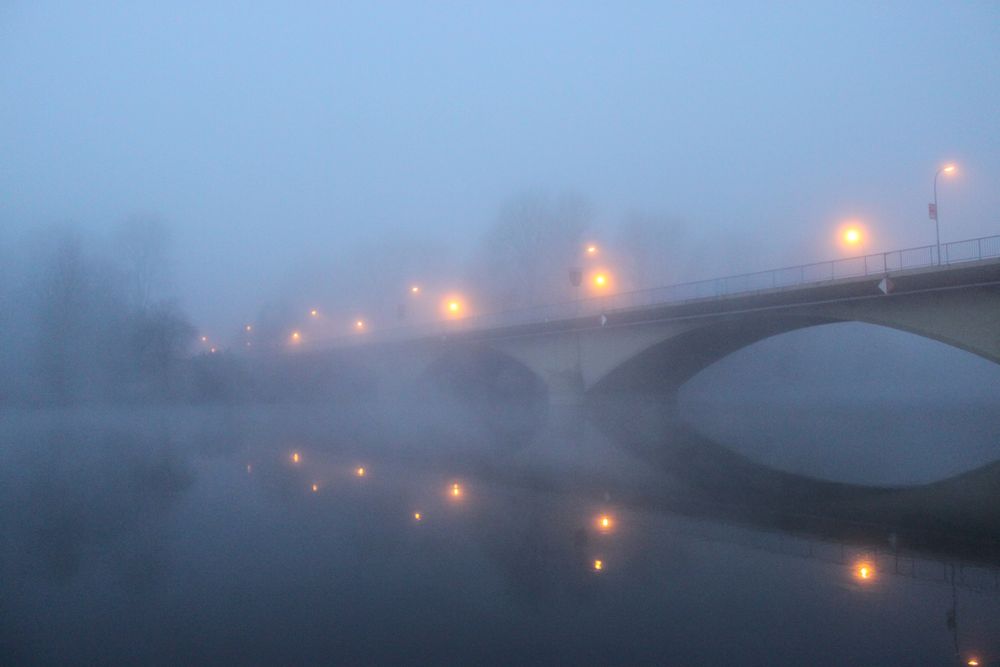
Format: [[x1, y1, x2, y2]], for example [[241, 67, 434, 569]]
[[320, 233, 1000, 347]]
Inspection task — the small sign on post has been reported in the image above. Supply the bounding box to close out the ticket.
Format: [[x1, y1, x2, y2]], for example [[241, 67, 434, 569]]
[[928, 203, 937, 220]]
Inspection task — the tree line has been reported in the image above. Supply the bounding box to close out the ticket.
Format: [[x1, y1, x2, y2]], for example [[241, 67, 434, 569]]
[[1, 192, 708, 407]]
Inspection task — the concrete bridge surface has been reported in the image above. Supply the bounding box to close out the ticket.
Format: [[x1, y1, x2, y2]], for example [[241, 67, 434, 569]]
[[317, 253, 1000, 404]]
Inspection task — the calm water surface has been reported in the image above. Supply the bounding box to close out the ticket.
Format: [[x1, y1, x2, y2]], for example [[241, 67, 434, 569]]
[[1, 404, 998, 666]]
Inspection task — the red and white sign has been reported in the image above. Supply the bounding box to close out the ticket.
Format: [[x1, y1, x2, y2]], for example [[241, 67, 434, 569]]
[[928, 203, 937, 220]]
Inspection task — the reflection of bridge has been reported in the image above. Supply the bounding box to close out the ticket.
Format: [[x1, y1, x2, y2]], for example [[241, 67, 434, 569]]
[[319, 235, 1000, 404]]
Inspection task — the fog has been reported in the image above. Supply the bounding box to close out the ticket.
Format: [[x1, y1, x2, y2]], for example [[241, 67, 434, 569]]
[[2, 3, 1000, 664], [3, 3, 1000, 335]]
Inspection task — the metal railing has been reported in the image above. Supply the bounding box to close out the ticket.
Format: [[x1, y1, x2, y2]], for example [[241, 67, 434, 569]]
[[320, 234, 1000, 347]]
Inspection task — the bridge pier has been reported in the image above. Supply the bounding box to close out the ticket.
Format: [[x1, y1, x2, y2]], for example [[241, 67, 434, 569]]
[[543, 367, 586, 406]]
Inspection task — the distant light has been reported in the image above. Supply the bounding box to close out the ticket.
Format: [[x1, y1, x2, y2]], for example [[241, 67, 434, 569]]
[[967, 659, 979, 666], [943, 164, 957, 174], [310, 309, 318, 317], [839, 223, 866, 249], [201, 335, 208, 342], [413, 512, 422, 521], [355, 466, 366, 477], [290, 331, 302, 343], [586, 244, 598, 255], [245, 324, 252, 332], [311, 483, 318, 492], [355, 320, 365, 330], [246, 464, 252, 474], [291, 452, 301, 464], [410, 285, 420, 294], [209, 347, 217, 354], [854, 560, 875, 582], [450, 482, 462, 498], [593, 559, 604, 571], [596, 514, 613, 532], [246, 341, 251, 347], [448, 301, 459, 312], [593, 273, 608, 287]]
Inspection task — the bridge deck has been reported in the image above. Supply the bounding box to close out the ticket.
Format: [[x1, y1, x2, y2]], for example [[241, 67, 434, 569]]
[[317, 234, 1000, 349]]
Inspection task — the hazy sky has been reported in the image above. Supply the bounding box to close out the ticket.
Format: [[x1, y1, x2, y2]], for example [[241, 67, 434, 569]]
[[2, 1, 999, 333]]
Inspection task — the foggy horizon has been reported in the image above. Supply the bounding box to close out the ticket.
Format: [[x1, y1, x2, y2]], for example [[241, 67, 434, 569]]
[[3, 2, 999, 336]]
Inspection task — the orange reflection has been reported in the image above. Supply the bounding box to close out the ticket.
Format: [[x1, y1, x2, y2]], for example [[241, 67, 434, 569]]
[[854, 560, 875, 582], [311, 483, 318, 492], [450, 482, 463, 499], [413, 512, 422, 521], [355, 466, 366, 478], [596, 514, 614, 532], [291, 452, 301, 464], [593, 559, 604, 571]]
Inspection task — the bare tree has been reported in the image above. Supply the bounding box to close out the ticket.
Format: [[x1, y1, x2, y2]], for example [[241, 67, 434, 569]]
[[615, 211, 688, 290], [471, 191, 591, 311], [113, 215, 170, 310]]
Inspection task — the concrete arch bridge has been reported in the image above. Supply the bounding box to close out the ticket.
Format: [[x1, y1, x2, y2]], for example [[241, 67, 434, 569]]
[[297, 248, 1000, 547], [318, 253, 1000, 405]]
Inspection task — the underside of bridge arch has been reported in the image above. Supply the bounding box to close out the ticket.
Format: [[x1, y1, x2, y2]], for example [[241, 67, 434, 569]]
[[417, 344, 548, 442], [589, 314, 842, 396], [418, 344, 545, 398]]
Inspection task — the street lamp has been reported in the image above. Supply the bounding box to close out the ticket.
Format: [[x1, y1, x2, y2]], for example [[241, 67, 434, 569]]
[[931, 164, 957, 265], [837, 222, 866, 251]]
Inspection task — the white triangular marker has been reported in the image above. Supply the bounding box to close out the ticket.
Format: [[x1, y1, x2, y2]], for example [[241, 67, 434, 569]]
[[878, 277, 894, 295]]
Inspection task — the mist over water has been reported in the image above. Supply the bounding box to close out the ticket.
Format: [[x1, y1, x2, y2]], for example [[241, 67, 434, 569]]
[[2, 404, 998, 665]]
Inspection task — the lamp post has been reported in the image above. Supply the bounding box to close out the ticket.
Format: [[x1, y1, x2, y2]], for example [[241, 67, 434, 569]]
[[931, 164, 956, 265]]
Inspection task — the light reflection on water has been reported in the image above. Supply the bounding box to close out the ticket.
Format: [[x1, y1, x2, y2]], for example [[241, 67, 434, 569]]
[[0, 407, 998, 665]]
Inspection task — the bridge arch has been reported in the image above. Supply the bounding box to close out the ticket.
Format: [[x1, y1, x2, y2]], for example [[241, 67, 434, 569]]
[[588, 315, 842, 395], [418, 343, 547, 400], [416, 343, 549, 443], [587, 302, 1000, 396]]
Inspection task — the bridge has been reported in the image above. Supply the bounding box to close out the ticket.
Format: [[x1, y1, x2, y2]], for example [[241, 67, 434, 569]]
[[294, 235, 1000, 548], [311, 234, 1000, 405]]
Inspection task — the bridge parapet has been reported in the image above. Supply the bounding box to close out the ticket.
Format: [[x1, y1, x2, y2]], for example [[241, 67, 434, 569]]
[[314, 234, 1000, 350]]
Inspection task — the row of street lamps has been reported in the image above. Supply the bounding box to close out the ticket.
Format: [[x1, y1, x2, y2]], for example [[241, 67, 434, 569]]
[[198, 162, 960, 350], [276, 242, 610, 345]]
